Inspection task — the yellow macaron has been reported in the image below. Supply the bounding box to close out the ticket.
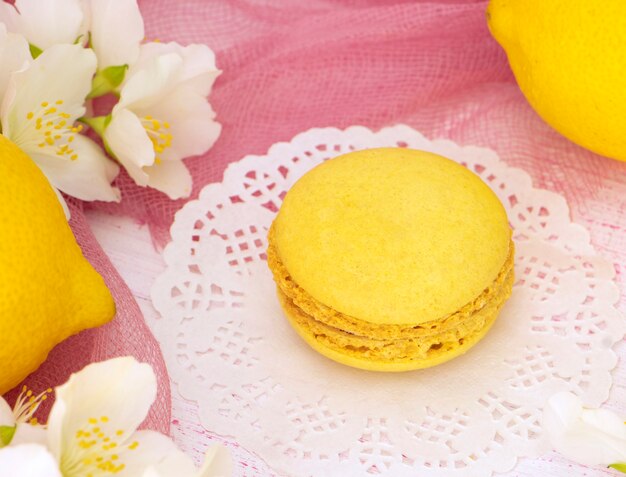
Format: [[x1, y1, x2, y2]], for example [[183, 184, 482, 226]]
[[267, 148, 514, 371]]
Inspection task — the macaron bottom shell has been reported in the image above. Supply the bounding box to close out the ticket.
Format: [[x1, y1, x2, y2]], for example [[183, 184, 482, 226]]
[[276, 279, 510, 372]]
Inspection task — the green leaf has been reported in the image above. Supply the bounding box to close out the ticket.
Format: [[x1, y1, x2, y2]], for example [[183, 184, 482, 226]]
[[87, 65, 128, 99], [79, 115, 111, 137], [0, 425, 16, 447], [609, 463, 626, 473], [29, 43, 43, 59]]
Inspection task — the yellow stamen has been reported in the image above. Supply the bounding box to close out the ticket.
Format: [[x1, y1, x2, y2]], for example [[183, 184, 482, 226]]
[[141, 115, 174, 157], [25, 99, 82, 161], [66, 416, 132, 475], [12, 387, 52, 425]]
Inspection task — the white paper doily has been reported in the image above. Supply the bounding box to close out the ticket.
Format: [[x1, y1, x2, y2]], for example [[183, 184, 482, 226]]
[[151, 126, 625, 477]]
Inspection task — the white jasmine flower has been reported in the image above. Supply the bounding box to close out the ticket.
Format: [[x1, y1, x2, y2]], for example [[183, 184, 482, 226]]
[[0, 43, 120, 213], [543, 392, 626, 471], [103, 42, 221, 199], [0, 0, 84, 54], [46, 357, 231, 476]]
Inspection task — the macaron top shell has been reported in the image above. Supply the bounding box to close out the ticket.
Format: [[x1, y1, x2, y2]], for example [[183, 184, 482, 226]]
[[272, 148, 511, 325]]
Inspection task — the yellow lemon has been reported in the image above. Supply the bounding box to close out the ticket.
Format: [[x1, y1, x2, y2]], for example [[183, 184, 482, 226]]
[[487, 0, 626, 162], [0, 135, 115, 393]]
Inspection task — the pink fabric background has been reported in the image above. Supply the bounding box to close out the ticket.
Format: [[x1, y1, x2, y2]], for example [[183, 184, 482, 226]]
[[9, 0, 626, 457]]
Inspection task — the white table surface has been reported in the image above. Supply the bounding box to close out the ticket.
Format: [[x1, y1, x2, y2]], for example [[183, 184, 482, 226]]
[[87, 209, 625, 477]]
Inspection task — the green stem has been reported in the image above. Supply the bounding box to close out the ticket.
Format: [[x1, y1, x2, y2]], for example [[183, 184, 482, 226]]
[[29, 44, 43, 59], [0, 425, 16, 447], [87, 65, 128, 99], [79, 115, 111, 138]]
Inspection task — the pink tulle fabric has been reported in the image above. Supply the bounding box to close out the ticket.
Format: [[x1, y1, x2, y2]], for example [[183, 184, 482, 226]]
[[10, 0, 626, 435]]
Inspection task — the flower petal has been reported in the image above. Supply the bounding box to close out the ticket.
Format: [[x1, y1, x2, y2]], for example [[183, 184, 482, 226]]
[[0, 3, 21, 34], [1, 44, 96, 139], [198, 445, 232, 477], [117, 52, 183, 111], [116, 431, 196, 477], [144, 159, 192, 199], [30, 135, 120, 202], [0, 24, 31, 102], [88, 0, 144, 68], [582, 408, 626, 440], [140, 87, 221, 162], [0, 397, 14, 427], [47, 357, 156, 462], [77, 0, 91, 45], [104, 108, 154, 186], [0, 444, 61, 477], [133, 42, 220, 97], [11, 424, 47, 446], [546, 391, 581, 428], [8, 0, 83, 50], [51, 187, 71, 220], [139, 443, 232, 477], [543, 392, 626, 466]]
